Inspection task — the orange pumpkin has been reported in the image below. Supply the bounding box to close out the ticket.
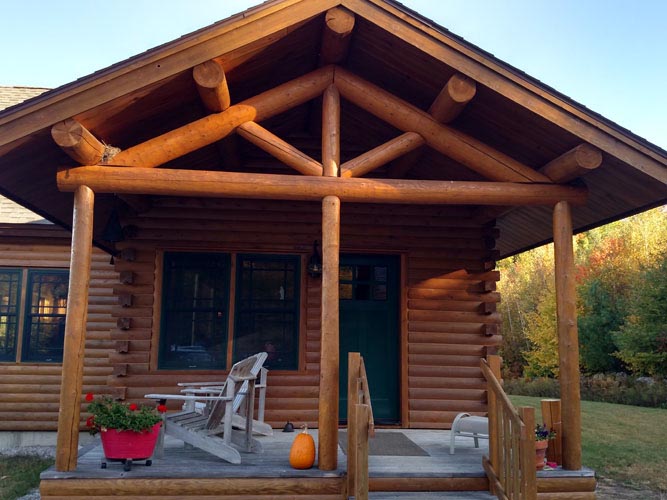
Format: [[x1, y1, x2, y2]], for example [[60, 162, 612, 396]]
[[289, 424, 316, 469]]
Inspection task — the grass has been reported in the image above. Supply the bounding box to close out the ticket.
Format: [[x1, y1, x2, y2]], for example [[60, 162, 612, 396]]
[[510, 395, 667, 492], [0, 455, 54, 500]]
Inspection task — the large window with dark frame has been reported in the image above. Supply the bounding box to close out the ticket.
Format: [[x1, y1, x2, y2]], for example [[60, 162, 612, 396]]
[[233, 254, 300, 370], [159, 252, 231, 370], [0, 268, 69, 363]]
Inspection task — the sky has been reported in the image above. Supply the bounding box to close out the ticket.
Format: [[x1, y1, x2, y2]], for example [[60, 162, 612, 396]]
[[0, 0, 665, 150]]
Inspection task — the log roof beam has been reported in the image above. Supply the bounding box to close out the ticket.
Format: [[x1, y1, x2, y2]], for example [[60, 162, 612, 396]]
[[319, 7, 355, 66], [474, 143, 603, 222], [389, 73, 477, 178], [540, 144, 603, 183], [333, 67, 547, 183], [341, 132, 424, 178], [193, 60, 231, 113], [51, 118, 108, 166], [237, 121, 323, 176], [107, 65, 335, 169], [57, 166, 587, 206]]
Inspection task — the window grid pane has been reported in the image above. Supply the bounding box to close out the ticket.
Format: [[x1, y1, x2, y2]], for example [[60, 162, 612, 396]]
[[0, 270, 21, 362], [159, 252, 230, 370], [234, 255, 300, 370], [22, 270, 68, 363]]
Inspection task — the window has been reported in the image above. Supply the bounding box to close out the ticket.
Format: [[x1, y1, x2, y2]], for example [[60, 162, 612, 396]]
[[233, 255, 300, 370], [339, 263, 388, 301], [0, 268, 69, 363], [159, 252, 230, 370], [0, 269, 21, 361]]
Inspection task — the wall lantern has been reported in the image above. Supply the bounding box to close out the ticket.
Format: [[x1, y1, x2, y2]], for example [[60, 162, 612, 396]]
[[307, 240, 322, 279]]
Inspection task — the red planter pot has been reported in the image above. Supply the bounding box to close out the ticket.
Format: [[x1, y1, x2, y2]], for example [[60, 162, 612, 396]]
[[100, 423, 161, 460]]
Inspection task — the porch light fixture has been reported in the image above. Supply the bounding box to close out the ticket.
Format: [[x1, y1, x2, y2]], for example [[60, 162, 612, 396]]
[[307, 240, 322, 279]]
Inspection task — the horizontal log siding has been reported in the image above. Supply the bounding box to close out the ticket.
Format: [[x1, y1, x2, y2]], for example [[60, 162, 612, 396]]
[[0, 243, 117, 431], [112, 198, 499, 429]]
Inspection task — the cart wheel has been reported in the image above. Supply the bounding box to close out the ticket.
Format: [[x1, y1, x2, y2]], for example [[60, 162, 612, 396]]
[[123, 459, 132, 471], [145, 459, 152, 466], [101, 461, 107, 469]]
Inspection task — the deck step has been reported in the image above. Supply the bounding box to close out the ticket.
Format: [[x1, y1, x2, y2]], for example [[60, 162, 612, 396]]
[[367, 492, 496, 499]]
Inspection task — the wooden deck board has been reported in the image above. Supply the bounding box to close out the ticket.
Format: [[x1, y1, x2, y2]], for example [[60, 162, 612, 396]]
[[41, 429, 594, 495]]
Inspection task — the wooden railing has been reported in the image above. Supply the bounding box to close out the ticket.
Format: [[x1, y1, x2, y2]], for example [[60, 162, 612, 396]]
[[347, 352, 375, 500], [481, 355, 537, 500]]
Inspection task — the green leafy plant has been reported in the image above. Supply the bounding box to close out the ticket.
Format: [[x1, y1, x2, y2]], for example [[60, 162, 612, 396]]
[[85, 393, 165, 435], [535, 423, 556, 442]]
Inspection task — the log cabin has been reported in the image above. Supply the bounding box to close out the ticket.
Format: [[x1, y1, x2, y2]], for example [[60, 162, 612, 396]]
[[0, 88, 117, 446], [0, 1, 666, 498]]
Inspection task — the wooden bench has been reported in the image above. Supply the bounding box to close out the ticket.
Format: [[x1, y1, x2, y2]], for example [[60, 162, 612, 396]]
[[450, 413, 489, 454]]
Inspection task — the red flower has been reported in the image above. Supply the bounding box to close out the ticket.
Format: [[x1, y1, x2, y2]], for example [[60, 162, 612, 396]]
[[86, 416, 95, 428], [85, 393, 94, 402], [129, 403, 138, 411], [157, 404, 167, 413]]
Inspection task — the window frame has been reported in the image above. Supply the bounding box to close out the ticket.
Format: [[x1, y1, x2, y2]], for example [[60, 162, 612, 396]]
[[232, 253, 301, 371], [157, 251, 232, 371], [21, 269, 69, 363], [0, 268, 22, 362]]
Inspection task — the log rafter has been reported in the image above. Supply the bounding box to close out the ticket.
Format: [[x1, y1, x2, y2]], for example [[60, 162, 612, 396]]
[[63, 65, 552, 190], [389, 73, 477, 178]]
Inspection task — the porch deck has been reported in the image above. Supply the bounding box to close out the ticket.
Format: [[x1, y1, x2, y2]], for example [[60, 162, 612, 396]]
[[40, 430, 596, 499]]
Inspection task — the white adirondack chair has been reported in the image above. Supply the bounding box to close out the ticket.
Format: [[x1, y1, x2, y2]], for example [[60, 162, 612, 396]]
[[145, 352, 269, 464]]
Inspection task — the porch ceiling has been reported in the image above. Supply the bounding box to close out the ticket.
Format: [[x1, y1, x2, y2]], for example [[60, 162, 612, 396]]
[[0, 0, 666, 257]]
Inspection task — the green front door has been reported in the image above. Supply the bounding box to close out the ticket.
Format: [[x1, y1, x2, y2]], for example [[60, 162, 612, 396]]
[[339, 254, 400, 424]]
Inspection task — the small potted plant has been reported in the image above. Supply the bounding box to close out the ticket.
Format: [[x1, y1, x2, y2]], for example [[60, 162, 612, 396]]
[[85, 393, 166, 470], [534, 423, 556, 470]]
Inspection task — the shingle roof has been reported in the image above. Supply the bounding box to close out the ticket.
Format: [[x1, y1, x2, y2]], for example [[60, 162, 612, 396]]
[[0, 86, 52, 224]]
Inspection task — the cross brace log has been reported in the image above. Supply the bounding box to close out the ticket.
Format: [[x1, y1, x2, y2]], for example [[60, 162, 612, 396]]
[[57, 166, 587, 206]]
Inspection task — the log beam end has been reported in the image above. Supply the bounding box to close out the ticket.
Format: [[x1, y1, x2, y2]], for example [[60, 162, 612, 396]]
[[51, 119, 105, 166], [320, 7, 355, 65], [193, 60, 230, 112], [541, 144, 603, 183]]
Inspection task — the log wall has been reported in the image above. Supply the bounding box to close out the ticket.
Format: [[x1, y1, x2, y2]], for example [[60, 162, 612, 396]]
[[0, 242, 117, 431], [111, 197, 500, 429]]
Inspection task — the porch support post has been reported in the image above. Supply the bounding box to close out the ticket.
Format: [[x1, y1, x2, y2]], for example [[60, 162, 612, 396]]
[[55, 185, 95, 471], [553, 200, 582, 470], [318, 195, 341, 471]]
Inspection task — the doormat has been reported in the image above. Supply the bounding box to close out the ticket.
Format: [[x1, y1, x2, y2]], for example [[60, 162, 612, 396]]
[[338, 431, 429, 456]]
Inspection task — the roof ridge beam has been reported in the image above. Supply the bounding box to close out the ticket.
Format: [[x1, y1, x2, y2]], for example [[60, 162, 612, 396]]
[[333, 66, 548, 183], [320, 6, 355, 65]]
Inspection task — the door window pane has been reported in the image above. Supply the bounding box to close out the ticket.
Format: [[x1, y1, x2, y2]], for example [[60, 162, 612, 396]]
[[234, 255, 300, 370], [159, 252, 230, 370], [22, 270, 68, 362], [0, 270, 20, 362]]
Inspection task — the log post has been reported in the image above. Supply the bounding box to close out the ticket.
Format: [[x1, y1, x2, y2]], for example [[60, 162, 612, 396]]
[[56, 185, 95, 471], [553, 201, 582, 470], [487, 354, 502, 489], [318, 195, 341, 470], [322, 84, 340, 177], [541, 398, 563, 465]]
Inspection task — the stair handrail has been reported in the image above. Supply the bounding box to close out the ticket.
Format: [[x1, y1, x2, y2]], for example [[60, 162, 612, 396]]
[[347, 352, 374, 500], [481, 355, 537, 500]]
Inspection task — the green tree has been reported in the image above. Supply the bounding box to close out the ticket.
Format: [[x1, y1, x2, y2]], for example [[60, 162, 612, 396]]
[[614, 256, 667, 377]]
